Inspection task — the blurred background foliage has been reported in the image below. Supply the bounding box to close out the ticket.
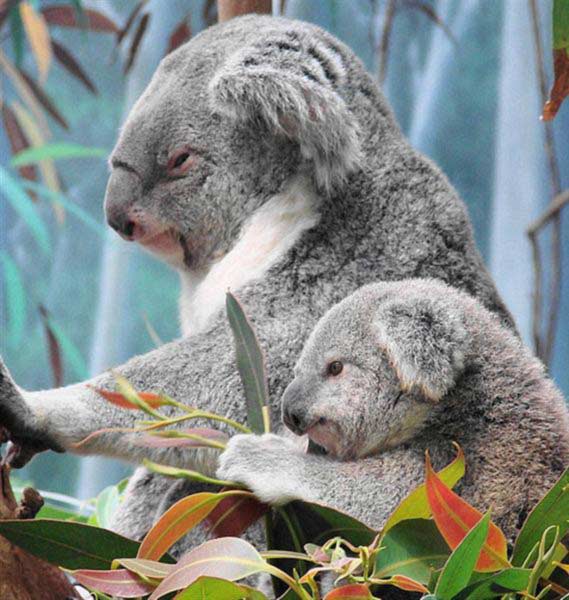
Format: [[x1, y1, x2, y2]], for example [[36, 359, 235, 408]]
[[1, 0, 568, 500]]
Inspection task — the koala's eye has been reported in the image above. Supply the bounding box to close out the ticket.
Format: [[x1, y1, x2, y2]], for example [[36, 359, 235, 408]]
[[327, 360, 343, 377], [167, 149, 193, 177]]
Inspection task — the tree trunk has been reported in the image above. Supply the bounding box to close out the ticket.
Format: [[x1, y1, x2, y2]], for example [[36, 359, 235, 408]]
[[217, 0, 271, 22], [0, 465, 79, 600]]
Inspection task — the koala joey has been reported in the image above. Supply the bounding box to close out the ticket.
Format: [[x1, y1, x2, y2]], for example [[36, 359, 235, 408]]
[[218, 279, 569, 540], [0, 16, 515, 546]]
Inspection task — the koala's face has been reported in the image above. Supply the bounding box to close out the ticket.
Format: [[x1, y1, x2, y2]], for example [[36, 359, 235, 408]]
[[281, 298, 434, 460], [104, 32, 301, 272]]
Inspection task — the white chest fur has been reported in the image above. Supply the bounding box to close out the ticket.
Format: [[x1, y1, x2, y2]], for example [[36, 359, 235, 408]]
[[179, 178, 321, 337]]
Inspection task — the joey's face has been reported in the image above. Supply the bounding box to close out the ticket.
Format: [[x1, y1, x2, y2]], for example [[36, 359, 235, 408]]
[[104, 39, 301, 273], [282, 301, 434, 460]]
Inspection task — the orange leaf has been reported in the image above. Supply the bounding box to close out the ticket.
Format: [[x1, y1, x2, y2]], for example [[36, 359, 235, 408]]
[[20, 2, 52, 83], [425, 451, 509, 572], [543, 49, 569, 121], [387, 574, 429, 593], [90, 386, 167, 410], [138, 492, 253, 561], [324, 584, 372, 599]]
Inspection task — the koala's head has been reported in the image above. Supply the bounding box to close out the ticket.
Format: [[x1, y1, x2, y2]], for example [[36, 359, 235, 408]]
[[282, 280, 470, 460], [104, 16, 362, 273]]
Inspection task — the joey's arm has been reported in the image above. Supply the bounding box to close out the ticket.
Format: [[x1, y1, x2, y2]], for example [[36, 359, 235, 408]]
[[0, 317, 247, 472], [216, 434, 425, 528]]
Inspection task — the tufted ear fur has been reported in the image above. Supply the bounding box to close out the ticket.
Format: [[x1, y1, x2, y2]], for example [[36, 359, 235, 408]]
[[373, 296, 468, 402], [209, 33, 361, 193]]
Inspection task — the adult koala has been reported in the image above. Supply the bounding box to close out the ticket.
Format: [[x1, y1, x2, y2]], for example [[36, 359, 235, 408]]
[[0, 16, 514, 544], [219, 279, 569, 539]]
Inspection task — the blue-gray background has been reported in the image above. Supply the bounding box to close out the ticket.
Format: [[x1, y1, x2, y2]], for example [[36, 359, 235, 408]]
[[1, 0, 568, 499]]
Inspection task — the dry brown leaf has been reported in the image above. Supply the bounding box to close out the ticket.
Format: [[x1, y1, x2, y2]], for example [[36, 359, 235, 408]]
[[1, 104, 38, 187], [167, 17, 191, 55], [38, 305, 63, 388], [124, 12, 150, 74], [41, 4, 118, 33], [51, 39, 97, 94]]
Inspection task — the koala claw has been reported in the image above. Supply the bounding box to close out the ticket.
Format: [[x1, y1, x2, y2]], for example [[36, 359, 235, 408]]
[[217, 433, 311, 505], [0, 358, 64, 468]]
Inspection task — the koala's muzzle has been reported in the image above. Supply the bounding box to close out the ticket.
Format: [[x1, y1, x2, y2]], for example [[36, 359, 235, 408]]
[[104, 169, 141, 241], [281, 379, 314, 436]]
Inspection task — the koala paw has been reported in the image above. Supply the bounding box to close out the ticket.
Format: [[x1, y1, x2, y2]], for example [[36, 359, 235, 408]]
[[217, 433, 313, 505], [0, 358, 64, 468]]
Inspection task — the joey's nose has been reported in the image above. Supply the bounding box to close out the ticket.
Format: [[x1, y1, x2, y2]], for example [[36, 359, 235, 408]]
[[281, 380, 312, 435]]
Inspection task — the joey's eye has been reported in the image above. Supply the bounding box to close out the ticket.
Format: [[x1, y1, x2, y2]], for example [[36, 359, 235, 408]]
[[167, 149, 193, 176], [327, 360, 343, 377]]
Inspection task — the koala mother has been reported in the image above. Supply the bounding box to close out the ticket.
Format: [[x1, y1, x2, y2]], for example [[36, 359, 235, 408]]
[[219, 279, 569, 540], [0, 16, 514, 545]]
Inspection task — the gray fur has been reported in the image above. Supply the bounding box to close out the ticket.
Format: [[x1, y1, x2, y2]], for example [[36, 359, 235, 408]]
[[218, 279, 569, 539], [0, 16, 514, 546]]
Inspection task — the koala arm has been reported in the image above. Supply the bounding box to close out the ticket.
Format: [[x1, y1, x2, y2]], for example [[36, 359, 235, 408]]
[[0, 318, 243, 472], [216, 434, 425, 528]]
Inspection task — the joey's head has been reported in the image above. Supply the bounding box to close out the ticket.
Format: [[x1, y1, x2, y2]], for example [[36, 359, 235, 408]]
[[104, 16, 362, 273], [282, 280, 470, 460]]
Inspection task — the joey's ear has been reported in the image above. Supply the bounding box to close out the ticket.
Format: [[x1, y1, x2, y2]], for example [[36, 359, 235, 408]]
[[209, 38, 361, 192], [373, 297, 468, 402]]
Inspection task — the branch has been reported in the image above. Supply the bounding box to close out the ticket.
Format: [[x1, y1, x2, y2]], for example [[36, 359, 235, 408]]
[[528, 0, 563, 365], [527, 190, 569, 237]]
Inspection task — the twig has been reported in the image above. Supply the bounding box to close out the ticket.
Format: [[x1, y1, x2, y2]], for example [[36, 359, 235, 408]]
[[378, 0, 396, 84], [528, 0, 563, 365], [527, 190, 569, 236]]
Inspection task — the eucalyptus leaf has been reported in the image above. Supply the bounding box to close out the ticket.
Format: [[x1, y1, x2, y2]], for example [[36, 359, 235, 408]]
[[435, 512, 490, 599], [43, 315, 89, 380], [1, 165, 50, 256], [453, 568, 532, 600], [11, 142, 108, 166], [374, 519, 449, 584], [512, 466, 569, 565], [0, 519, 140, 569], [226, 292, 269, 434], [174, 576, 267, 599]]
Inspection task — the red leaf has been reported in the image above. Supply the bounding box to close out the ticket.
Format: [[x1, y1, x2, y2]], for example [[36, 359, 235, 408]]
[[543, 48, 569, 121], [124, 12, 150, 74], [133, 428, 228, 449], [167, 17, 191, 55], [18, 68, 68, 129], [324, 584, 373, 599], [51, 39, 97, 94], [1, 104, 38, 186], [425, 451, 509, 572], [205, 493, 268, 537], [38, 305, 63, 387], [90, 387, 167, 410], [71, 568, 153, 598], [41, 5, 119, 33]]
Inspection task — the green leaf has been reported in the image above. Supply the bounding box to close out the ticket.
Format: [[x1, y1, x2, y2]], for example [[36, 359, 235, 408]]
[[453, 568, 532, 600], [435, 512, 490, 599], [382, 445, 465, 534], [374, 519, 449, 584], [22, 180, 106, 237], [11, 142, 108, 166], [44, 316, 89, 380], [95, 484, 120, 529], [226, 292, 269, 434], [36, 503, 89, 523], [0, 251, 26, 347], [512, 466, 569, 566], [553, 0, 569, 50], [9, 4, 24, 66], [1, 165, 50, 256], [174, 576, 268, 599], [0, 519, 140, 569]]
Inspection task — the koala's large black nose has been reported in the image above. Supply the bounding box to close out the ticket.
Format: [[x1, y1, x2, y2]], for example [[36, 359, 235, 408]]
[[107, 211, 136, 241], [282, 380, 311, 435]]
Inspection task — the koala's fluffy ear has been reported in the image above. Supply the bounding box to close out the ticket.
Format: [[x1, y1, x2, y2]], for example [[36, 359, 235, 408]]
[[209, 37, 361, 192], [374, 297, 468, 402]]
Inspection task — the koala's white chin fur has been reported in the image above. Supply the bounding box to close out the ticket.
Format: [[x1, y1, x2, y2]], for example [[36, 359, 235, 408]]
[[179, 177, 321, 336]]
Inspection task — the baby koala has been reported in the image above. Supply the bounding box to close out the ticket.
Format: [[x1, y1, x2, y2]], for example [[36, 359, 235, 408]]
[[217, 279, 569, 538]]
